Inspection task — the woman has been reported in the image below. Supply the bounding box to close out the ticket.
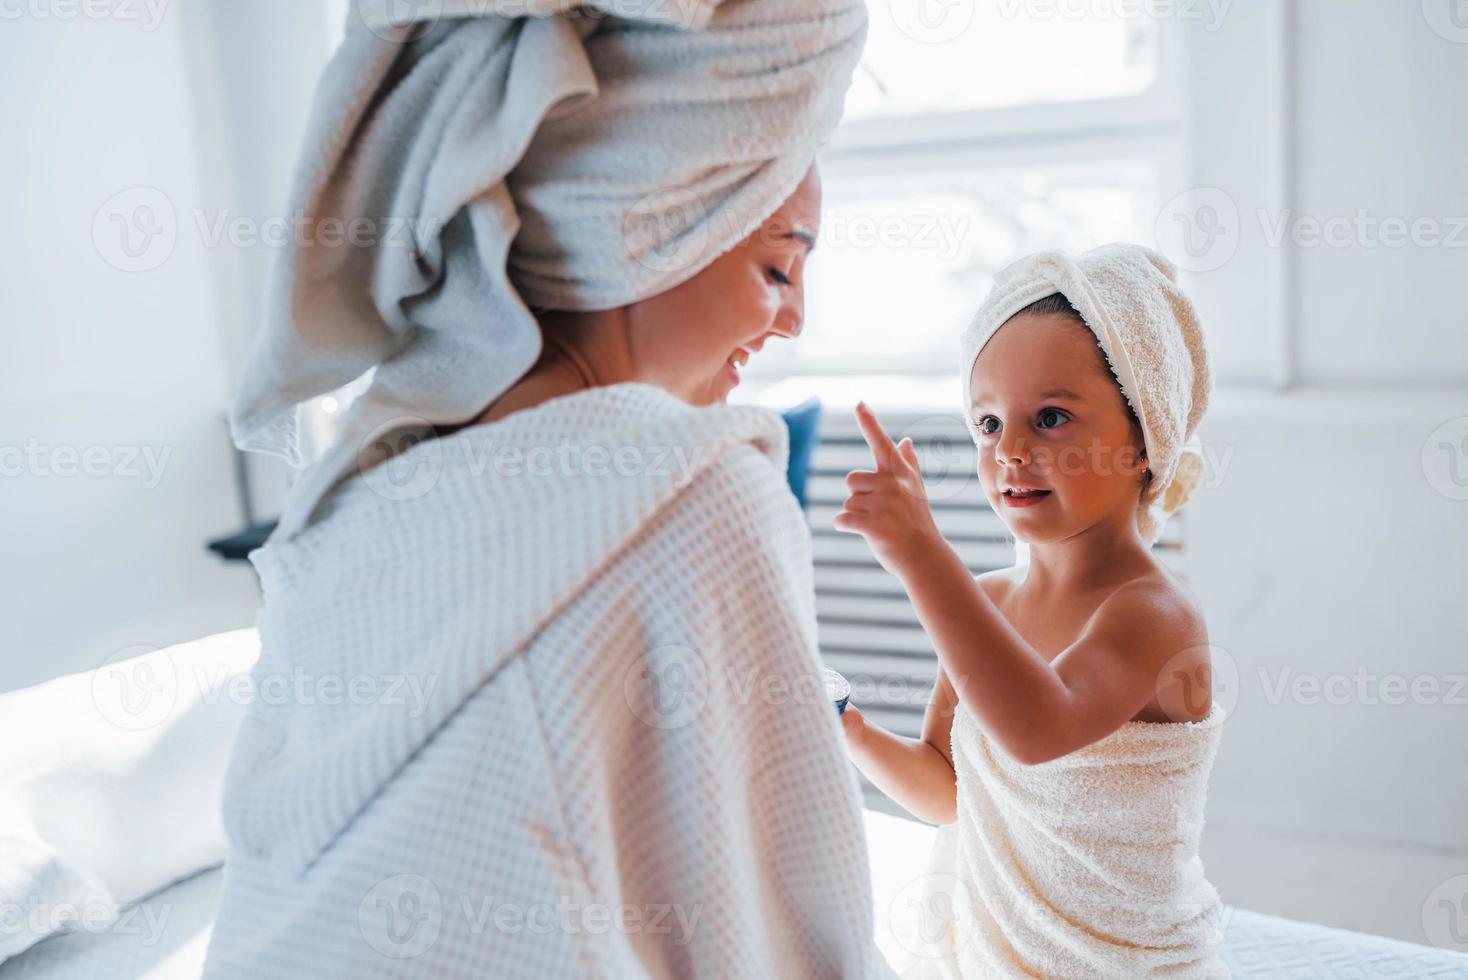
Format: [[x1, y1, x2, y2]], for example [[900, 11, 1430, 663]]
[[203, 2, 891, 977]]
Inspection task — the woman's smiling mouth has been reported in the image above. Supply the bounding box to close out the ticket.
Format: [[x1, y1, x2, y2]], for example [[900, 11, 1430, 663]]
[[725, 345, 756, 383]]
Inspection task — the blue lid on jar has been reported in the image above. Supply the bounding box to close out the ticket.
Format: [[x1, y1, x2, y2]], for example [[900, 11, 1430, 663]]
[[822, 666, 851, 714]]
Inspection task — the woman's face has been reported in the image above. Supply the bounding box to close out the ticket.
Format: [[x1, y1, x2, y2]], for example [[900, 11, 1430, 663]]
[[968, 313, 1149, 545], [624, 167, 822, 406]]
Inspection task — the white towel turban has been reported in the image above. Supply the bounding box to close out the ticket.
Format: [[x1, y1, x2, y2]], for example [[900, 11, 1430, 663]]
[[959, 244, 1213, 548], [228, 0, 868, 536]]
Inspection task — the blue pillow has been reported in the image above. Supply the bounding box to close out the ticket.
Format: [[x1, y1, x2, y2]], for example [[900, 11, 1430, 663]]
[[780, 398, 822, 510]]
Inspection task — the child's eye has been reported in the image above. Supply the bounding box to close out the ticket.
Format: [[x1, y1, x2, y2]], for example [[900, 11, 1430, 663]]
[[976, 415, 1000, 435], [768, 267, 792, 286], [1036, 408, 1070, 429]]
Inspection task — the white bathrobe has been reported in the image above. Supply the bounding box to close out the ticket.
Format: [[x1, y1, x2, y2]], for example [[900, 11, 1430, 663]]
[[202, 383, 895, 979]]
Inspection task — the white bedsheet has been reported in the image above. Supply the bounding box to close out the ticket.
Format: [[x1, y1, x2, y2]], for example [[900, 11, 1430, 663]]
[[0, 866, 221, 980], [5, 812, 1465, 980], [0, 629, 258, 964]]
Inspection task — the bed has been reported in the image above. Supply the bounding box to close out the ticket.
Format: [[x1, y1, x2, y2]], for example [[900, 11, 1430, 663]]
[[3, 630, 1465, 979], [865, 809, 1468, 979], [4, 814, 1465, 980]]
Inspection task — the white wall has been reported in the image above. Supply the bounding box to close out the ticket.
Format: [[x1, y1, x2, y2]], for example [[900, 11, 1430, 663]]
[[0, 6, 331, 693], [1183, 0, 1468, 944], [1294, 2, 1468, 384]]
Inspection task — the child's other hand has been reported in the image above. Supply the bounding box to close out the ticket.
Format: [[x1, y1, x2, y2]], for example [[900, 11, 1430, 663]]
[[834, 402, 943, 576]]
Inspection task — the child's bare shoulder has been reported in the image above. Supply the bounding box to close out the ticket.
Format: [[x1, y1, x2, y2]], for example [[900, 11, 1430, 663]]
[[973, 566, 1024, 602], [1108, 569, 1213, 721], [1102, 565, 1206, 635], [1091, 569, 1212, 713]]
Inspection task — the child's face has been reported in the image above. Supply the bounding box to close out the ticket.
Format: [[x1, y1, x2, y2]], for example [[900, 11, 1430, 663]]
[[968, 313, 1149, 545]]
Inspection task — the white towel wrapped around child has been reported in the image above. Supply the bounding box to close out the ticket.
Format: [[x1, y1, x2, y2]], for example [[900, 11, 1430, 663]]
[[901, 702, 1230, 979]]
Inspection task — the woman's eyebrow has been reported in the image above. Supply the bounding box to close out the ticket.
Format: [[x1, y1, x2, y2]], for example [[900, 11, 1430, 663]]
[[783, 229, 816, 253]]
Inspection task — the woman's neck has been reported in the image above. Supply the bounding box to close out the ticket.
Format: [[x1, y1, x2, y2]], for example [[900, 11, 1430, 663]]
[[472, 312, 630, 426]]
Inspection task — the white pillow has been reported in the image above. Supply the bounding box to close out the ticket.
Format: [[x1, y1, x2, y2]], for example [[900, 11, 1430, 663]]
[[0, 628, 259, 962]]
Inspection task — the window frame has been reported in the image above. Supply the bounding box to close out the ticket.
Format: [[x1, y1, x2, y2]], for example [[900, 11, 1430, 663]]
[[741, 14, 1191, 383]]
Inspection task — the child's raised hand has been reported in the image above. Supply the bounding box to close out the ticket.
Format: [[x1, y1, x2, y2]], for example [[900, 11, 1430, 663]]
[[834, 402, 944, 576]]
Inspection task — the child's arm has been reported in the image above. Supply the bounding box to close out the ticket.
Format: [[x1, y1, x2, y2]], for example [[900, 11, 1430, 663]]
[[835, 403, 1200, 765], [840, 667, 959, 825]]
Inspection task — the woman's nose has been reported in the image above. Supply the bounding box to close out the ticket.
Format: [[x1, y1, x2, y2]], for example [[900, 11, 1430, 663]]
[[772, 310, 803, 339], [771, 275, 805, 338]]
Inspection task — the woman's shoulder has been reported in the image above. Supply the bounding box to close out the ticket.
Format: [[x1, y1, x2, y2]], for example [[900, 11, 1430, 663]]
[[629, 440, 817, 626], [671, 438, 804, 538]]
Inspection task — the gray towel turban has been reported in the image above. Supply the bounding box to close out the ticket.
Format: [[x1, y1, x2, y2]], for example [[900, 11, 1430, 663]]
[[228, 0, 868, 535]]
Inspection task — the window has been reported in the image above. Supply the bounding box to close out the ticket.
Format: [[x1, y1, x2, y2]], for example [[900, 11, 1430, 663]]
[[307, 1, 1188, 411], [746, 1, 1187, 384], [846, 1, 1159, 117]]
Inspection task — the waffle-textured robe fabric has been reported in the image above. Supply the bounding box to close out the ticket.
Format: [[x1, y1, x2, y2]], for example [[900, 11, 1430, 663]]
[[203, 383, 895, 979]]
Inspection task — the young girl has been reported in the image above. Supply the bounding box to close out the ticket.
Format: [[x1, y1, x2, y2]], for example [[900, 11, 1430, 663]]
[[838, 244, 1228, 979]]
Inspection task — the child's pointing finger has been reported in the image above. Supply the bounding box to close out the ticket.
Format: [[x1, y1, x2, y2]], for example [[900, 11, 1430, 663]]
[[854, 401, 897, 472]]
